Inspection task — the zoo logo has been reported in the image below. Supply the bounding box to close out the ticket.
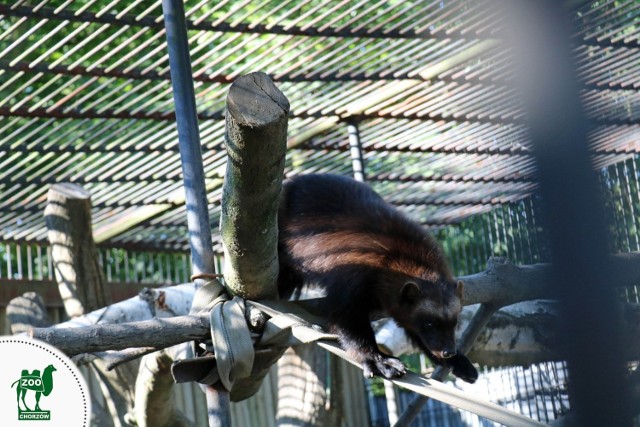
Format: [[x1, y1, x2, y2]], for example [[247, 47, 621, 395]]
[[10, 365, 56, 421]]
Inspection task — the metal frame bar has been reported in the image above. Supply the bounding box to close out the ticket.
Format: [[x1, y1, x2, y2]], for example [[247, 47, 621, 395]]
[[161, 0, 229, 424]]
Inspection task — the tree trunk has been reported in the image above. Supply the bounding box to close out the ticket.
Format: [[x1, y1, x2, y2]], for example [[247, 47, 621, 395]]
[[219, 72, 290, 402], [44, 183, 111, 316]]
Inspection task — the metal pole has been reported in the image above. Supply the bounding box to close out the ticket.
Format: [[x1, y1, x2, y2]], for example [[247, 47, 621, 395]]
[[510, 2, 632, 426], [348, 120, 379, 424], [161, 1, 230, 426], [348, 121, 366, 182], [161, 0, 215, 279]]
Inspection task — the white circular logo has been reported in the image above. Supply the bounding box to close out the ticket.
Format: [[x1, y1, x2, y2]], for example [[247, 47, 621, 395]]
[[0, 336, 91, 426]]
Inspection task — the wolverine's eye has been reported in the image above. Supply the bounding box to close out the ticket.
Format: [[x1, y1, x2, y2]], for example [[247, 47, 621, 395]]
[[425, 322, 434, 328]]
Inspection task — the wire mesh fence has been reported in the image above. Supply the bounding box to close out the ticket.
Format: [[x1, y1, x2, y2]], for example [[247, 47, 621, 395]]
[[367, 154, 640, 426]]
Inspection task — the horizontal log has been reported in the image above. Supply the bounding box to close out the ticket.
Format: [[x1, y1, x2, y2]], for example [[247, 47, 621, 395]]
[[28, 253, 640, 366], [378, 300, 640, 367], [31, 315, 210, 356], [0, 279, 162, 307], [459, 252, 640, 307]]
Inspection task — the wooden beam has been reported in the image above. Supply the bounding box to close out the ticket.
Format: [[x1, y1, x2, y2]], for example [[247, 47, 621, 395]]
[[221, 72, 289, 299]]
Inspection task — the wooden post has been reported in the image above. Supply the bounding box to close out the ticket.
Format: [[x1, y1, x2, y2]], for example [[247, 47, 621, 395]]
[[220, 72, 289, 300], [221, 72, 291, 404], [44, 183, 111, 317], [44, 183, 134, 427], [7, 292, 50, 333]]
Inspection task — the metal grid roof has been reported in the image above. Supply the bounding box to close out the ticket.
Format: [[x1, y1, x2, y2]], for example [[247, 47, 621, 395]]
[[0, 0, 639, 251]]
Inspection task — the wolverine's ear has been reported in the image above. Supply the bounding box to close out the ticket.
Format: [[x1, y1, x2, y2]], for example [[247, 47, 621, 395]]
[[400, 281, 422, 305], [456, 280, 465, 299]]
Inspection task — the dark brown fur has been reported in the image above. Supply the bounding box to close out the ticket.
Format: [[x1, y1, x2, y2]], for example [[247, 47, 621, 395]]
[[277, 174, 477, 382]]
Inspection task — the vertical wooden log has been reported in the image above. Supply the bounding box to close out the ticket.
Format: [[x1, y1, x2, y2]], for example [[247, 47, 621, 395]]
[[221, 72, 289, 300], [44, 183, 134, 427], [7, 292, 50, 333], [219, 72, 289, 402], [44, 183, 111, 317]]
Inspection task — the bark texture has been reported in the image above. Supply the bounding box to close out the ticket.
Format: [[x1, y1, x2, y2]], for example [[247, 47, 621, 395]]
[[221, 72, 289, 300]]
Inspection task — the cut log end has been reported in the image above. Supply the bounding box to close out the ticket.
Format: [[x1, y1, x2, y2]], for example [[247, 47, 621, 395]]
[[227, 72, 290, 127], [48, 183, 92, 200]]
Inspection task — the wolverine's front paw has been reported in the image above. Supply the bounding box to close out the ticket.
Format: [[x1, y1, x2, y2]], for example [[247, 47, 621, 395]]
[[448, 354, 478, 383], [362, 354, 407, 379]]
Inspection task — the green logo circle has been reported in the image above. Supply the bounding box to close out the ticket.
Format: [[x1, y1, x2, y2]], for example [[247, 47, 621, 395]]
[[0, 337, 90, 426]]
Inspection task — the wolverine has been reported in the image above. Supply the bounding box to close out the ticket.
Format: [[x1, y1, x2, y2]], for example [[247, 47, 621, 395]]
[[277, 174, 478, 383]]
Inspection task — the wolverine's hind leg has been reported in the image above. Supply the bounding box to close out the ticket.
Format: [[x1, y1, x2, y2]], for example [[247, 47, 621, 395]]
[[331, 312, 406, 379]]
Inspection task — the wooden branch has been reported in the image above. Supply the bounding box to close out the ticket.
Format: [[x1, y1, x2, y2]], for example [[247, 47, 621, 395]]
[[44, 183, 111, 316], [378, 300, 640, 367], [459, 253, 640, 307], [134, 347, 191, 427], [29, 253, 640, 368], [31, 315, 210, 356], [221, 72, 289, 300]]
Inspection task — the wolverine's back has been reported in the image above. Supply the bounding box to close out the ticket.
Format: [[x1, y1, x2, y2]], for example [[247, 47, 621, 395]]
[[277, 174, 452, 296]]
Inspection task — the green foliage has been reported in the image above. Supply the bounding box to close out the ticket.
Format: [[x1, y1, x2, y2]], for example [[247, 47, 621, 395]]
[[435, 197, 547, 277], [600, 157, 640, 255]]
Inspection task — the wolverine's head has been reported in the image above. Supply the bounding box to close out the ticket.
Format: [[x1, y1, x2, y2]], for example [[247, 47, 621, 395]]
[[392, 279, 464, 359]]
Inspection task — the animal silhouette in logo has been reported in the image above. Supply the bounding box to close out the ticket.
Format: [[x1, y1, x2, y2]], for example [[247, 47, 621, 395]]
[[11, 364, 56, 413]]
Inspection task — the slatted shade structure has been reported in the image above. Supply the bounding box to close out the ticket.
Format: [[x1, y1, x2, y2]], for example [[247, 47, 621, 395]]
[[0, 0, 639, 252]]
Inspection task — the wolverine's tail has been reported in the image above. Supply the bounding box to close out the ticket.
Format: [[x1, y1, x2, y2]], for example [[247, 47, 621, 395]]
[[11, 379, 19, 388]]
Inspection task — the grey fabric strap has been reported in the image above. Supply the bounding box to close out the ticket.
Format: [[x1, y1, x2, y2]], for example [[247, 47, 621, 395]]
[[180, 280, 256, 391], [314, 340, 547, 427], [209, 295, 254, 391]]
